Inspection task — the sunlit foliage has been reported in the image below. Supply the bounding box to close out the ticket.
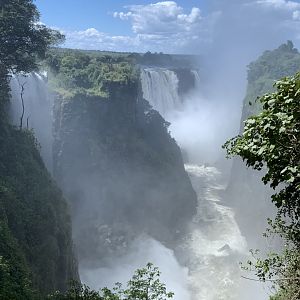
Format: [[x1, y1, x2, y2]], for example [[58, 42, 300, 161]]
[[48, 263, 174, 300], [224, 73, 300, 299]]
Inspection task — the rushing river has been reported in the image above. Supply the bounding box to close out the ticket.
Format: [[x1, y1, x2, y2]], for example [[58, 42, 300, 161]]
[[178, 164, 268, 300]]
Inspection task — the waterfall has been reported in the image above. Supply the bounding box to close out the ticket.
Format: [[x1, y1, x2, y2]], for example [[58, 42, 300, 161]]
[[141, 68, 182, 119], [9, 72, 54, 172], [140, 68, 202, 120], [141, 68, 267, 299], [191, 70, 201, 90]]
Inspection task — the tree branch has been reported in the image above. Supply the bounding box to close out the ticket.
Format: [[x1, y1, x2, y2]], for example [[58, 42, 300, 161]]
[[241, 275, 300, 282]]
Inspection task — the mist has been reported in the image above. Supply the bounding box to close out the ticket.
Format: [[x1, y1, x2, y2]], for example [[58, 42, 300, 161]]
[[136, 2, 297, 299], [9, 73, 54, 172], [148, 1, 298, 176], [167, 0, 300, 167], [5, 1, 299, 299], [168, 86, 240, 165], [80, 236, 191, 300]]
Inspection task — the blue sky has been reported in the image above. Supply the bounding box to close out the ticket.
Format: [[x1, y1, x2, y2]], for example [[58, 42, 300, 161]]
[[34, 0, 300, 54], [35, 0, 206, 35]]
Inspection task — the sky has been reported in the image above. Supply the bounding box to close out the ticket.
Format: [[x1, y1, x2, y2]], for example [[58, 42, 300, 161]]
[[34, 0, 300, 54]]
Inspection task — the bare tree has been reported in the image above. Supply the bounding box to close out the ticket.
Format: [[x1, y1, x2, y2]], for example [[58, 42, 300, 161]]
[[18, 81, 26, 130]]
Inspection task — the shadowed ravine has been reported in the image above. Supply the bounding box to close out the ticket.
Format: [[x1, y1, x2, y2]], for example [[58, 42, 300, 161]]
[[141, 67, 269, 299], [2, 2, 299, 298], [8, 65, 270, 300]]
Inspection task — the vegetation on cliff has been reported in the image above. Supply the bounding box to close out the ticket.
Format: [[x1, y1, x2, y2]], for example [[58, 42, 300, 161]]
[[48, 48, 197, 264], [242, 41, 300, 119], [224, 55, 300, 298], [0, 0, 63, 110], [0, 125, 78, 298], [1, 1, 195, 298], [225, 42, 300, 247], [44, 49, 196, 99], [0, 0, 77, 298], [45, 49, 138, 98]]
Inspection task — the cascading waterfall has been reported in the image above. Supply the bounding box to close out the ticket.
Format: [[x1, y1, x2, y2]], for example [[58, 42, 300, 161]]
[[9, 72, 54, 172], [191, 70, 201, 90], [141, 68, 182, 119], [140, 69, 268, 299], [141, 68, 202, 120], [6, 66, 268, 299]]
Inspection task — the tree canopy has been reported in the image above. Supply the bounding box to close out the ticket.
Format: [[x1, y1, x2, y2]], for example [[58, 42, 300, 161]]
[[224, 73, 300, 299], [48, 263, 174, 300], [0, 0, 64, 73], [45, 49, 138, 98], [0, 0, 64, 105]]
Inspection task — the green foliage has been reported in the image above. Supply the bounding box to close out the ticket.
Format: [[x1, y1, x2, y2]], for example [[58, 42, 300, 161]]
[[224, 73, 300, 299], [48, 281, 103, 300], [0, 124, 77, 297], [0, 223, 37, 300], [0, 0, 64, 72], [0, 0, 64, 112], [0, 1, 77, 294], [48, 263, 174, 300], [45, 49, 139, 98], [123, 263, 174, 300], [44, 49, 194, 99], [243, 41, 300, 119]]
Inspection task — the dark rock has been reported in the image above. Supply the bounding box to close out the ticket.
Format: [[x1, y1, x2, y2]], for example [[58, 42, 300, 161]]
[[53, 79, 197, 262]]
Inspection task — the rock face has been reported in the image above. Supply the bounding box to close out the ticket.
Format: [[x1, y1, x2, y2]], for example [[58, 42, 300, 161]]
[[173, 68, 198, 96], [225, 42, 300, 247], [0, 112, 78, 296], [53, 78, 197, 263]]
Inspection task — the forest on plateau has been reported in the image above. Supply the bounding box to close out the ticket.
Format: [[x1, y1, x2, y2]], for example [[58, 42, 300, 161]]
[[0, 0, 299, 299]]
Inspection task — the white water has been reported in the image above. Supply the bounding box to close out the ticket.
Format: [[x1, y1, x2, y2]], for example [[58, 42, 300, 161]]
[[9, 72, 54, 171], [139, 70, 269, 299], [141, 68, 182, 119], [191, 70, 201, 90], [6, 68, 269, 299], [79, 163, 268, 300], [141, 68, 201, 121], [181, 164, 267, 300]]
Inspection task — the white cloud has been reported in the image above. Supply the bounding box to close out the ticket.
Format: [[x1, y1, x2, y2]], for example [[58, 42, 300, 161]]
[[58, 1, 300, 53], [293, 10, 300, 19], [110, 1, 211, 52], [252, 0, 300, 41], [59, 2, 215, 53], [113, 11, 133, 20], [114, 1, 203, 35], [60, 28, 136, 52], [178, 7, 202, 23], [255, 0, 300, 10]]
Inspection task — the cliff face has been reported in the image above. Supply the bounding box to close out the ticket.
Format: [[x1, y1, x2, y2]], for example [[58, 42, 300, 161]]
[[52, 72, 197, 263], [225, 42, 300, 246], [0, 115, 78, 298], [173, 68, 197, 96]]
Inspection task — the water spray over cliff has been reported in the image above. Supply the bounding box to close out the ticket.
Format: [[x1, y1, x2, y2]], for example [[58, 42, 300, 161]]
[[5, 56, 270, 300], [141, 68, 182, 119], [9, 73, 54, 171], [140, 66, 268, 299]]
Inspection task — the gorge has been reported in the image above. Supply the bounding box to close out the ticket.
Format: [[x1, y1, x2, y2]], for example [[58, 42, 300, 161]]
[[7, 43, 299, 299], [1, 0, 300, 299]]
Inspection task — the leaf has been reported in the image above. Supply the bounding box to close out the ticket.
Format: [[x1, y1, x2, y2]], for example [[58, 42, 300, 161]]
[[279, 127, 285, 133]]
